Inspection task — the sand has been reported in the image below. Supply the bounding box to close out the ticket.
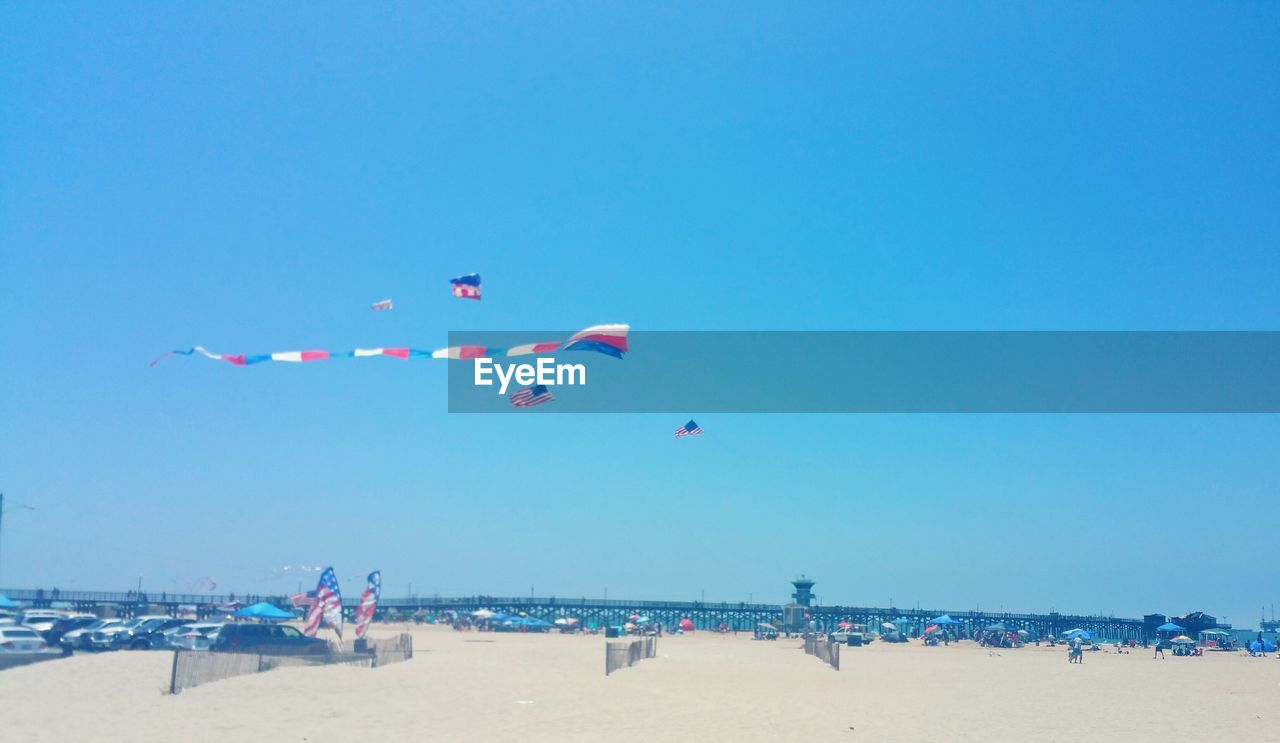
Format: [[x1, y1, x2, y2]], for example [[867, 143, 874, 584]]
[[2, 626, 1277, 742]]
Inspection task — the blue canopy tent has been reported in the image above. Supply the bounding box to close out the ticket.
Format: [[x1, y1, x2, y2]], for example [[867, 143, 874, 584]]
[[234, 602, 295, 621], [1156, 622, 1185, 632], [0, 593, 18, 610], [930, 614, 964, 625]]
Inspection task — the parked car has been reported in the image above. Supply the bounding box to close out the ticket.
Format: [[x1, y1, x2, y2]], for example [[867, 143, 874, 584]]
[[112, 617, 192, 650], [0, 626, 55, 654], [170, 623, 223, 651], [60, 619, 123, 652], [15, 610, 68, 635], [45, 614, 99, 644], [86, 616, 167, 650], [211, 623, 328, 655]]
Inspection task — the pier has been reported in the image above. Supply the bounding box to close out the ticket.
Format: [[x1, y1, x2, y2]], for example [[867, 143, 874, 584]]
[[0, 587, 1149, 641]]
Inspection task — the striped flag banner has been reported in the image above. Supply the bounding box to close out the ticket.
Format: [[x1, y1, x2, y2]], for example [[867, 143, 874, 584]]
[[302, 567, 343, 639], [354, 571, 381, 638]]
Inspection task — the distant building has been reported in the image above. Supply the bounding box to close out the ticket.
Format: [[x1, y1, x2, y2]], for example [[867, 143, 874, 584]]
[[781, 575, 816, 632]]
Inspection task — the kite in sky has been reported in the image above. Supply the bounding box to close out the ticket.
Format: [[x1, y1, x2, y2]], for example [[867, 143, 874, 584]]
[[151, 324, 629, 367], [371, 299, 393, 311], [450, 273, 481, 300], [675, 419, 703, 438], [510, 384, 554, 407]]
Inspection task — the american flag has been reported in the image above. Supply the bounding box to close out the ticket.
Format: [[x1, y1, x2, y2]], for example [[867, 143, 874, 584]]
[[353, 571, 381, 638], [450, 273, 482, 300], [675, 419, 703, 437], [370, 299, 393, 311], [510, 384, 554, 407], [289, 591, 316, 609], [303, 567, 343, 639]]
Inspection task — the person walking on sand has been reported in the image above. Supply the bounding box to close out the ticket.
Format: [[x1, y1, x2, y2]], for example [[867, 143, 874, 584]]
[[1070, 636, 1083, 663], [1154, 640, 1164, 659]]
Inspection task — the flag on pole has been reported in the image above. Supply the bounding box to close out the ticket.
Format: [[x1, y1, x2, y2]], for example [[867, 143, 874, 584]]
[[302, 567, 343, 639], [510, 384, 555, 407], [450, 273, 482, 300], [353, 571, 381, 638], [675, 419, 703, 437]]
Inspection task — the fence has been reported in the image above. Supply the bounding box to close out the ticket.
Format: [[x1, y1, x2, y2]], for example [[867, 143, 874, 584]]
[[363, 633, 414, 668], [168, 634, 414, 694], [803, 635, 840, 670], [605, 636, 657, 675]]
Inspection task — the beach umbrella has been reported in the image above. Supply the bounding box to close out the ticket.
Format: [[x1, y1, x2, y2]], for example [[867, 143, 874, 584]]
[[1017, 629, 1029, 637], [881, 622, 897, 631], [471, 609, 494, 618], [758, 622, 777, 630], [0, 593, 17, 610], [924, 625, 940, 634], [837, 622, 853, 628], [623, 622, 636, 630], [636, 616, 652, 625], [984, 623, 1008, 632], [629, 614, 640, 620], [679, 618, 695, 631], [1171, 635, 1194, 644]]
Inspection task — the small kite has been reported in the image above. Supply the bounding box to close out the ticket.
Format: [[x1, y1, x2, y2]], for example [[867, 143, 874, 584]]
[[675, 419, 703, 437], [450, 273, 481, 300], [371, 299, 393, 311], [510, 384, 554, 407]]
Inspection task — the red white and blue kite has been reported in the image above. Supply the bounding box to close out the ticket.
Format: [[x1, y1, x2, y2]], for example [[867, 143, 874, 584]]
[[450, 273, 481, 300], [151, 324, 629, 367]]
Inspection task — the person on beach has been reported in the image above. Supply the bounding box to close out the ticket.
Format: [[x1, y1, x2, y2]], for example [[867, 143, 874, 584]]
[[1154, 641, 1164, 658], [1070, 636, 1083, 663]]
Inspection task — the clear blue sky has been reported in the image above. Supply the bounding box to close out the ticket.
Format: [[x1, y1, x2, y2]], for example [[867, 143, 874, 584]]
[[2, 4, 1277, 627]]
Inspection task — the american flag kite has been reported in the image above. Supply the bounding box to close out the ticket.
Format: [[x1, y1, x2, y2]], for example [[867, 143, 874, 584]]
[[302, 567, 343, 639], [510, 384, 555, 407], [675, 419, 703, 437], [450, 273, 482, 300], [371, 299, 393, 311], [353, 571, 381, 638]]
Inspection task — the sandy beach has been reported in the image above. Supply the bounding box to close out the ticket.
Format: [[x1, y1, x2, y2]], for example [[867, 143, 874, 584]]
[[3, 626, 1277, 743]]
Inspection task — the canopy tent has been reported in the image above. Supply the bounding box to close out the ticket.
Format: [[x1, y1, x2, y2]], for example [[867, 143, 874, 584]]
[[0, 593, 18, 610], [1156, 622, 1185, 632], [233, 602, 294, 621], [930, 615, 964, 625]]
